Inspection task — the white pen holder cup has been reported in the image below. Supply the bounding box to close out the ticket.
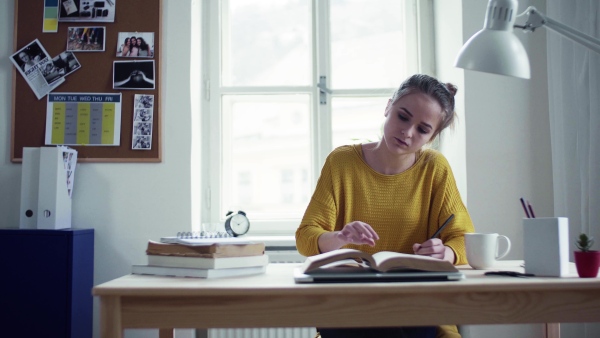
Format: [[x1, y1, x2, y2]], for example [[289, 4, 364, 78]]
[[523, 217, 570, 277], [465, 233, 512, 269]]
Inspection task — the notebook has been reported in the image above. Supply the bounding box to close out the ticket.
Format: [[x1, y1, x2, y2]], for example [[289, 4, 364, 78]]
[[293, 266, 465, 283], [160, 233, 294, 248]]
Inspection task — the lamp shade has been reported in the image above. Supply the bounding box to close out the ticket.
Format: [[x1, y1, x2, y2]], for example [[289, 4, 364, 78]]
[[455, 29, 531, 79], [455, 0, 531, 79]]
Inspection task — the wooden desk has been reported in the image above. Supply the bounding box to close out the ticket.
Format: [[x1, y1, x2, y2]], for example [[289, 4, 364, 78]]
[[92, 261, 600, 338]]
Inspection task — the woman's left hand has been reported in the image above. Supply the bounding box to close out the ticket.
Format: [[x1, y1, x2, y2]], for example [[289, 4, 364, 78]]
[[412, 238, 455, 263]]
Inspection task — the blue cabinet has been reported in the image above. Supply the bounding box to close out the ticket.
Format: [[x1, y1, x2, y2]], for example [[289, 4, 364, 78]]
[[0, 229, 94, 338]]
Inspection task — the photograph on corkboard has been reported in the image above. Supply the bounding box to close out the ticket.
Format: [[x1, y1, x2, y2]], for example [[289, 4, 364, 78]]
[[59, 0, 117, 23], [113, 60, 155, 90], [116, 32, 154, 57], [67, 26, 106, 52]]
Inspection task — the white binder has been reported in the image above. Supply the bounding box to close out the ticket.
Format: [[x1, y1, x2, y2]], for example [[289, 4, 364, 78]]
[[19, 146, 78, 230], [19, 148, 41, 229]]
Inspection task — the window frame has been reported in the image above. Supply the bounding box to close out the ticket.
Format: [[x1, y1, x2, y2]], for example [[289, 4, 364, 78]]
[[200, 0, 435, 235]]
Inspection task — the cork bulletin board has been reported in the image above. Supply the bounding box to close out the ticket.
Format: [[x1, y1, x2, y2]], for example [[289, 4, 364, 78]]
[[11, 0, 162, 162]]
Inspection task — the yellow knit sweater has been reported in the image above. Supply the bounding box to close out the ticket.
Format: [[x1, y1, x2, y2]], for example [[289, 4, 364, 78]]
[[296, 144, 474, 265]]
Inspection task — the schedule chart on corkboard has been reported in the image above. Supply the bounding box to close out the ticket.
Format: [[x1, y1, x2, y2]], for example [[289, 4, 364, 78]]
[[11, 0, 162, 162], [46, 93, 122, 146]]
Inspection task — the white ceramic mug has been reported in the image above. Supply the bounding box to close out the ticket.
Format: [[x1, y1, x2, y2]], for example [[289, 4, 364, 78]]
[[465, 233, 512, 269]]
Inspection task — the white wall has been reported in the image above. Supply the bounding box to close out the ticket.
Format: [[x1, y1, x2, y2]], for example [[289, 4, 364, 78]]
[[456, 0, 553, 337], [0, 0, 19, 227], [461, 0, 553, 261], [0, 0, 559, 338], [435, 0, 553, 256]]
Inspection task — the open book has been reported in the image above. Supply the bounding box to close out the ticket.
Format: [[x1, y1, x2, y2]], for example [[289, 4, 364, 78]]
[[301, 248, 458, 274]]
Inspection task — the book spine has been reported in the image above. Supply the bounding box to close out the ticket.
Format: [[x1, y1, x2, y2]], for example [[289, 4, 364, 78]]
[[131, 265, 267, 278], [147, 254, 269, 269]]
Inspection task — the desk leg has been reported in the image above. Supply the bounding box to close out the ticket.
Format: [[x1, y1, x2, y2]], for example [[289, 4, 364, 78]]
[[545, 323, 560, 338], [159, 329, 175, 338], [100, 296, 122, 338]]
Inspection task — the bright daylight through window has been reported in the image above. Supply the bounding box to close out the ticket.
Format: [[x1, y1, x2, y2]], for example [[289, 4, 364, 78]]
[[202, 0, 430, 233]]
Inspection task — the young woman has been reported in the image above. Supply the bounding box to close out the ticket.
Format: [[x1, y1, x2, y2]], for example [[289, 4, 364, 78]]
[[119, 37, 131, 57], [18, 51, 38, 72], [129, 36, 139, 57], [136, 37, 152, 57], [296, 74, 474, 338]]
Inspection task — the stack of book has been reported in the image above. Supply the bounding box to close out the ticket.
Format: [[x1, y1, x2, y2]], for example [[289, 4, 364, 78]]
[[132, 240, 268, 278]]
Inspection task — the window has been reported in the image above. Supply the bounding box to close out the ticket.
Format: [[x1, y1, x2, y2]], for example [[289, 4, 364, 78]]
[[202, 0, 433, 233]]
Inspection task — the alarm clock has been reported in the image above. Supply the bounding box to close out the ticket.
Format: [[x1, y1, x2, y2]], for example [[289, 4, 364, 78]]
[[224, 210, 250, 237]]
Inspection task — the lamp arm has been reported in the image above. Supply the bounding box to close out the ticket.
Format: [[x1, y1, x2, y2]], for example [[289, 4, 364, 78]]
[[518, 6, 600, 55]]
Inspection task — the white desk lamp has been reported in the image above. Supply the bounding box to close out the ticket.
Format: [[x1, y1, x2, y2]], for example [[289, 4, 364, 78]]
[[455, 0, 600, 79]]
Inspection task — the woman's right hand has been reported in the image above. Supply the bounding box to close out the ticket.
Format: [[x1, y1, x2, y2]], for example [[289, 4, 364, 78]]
[[318, 221, 379, 253], [336, 221, 379, 246]]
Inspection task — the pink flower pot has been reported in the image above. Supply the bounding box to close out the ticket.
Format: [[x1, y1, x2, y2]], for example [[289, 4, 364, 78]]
[[574, 250, 600, 278]]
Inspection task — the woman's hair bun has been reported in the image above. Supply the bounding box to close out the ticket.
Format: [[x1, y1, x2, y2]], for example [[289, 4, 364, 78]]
[[445, 83, 458, 97]]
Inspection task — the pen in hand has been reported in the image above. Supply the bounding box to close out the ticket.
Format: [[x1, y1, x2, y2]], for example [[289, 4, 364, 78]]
[[412, 214, 455, 258], [431, 214, 455, 239]]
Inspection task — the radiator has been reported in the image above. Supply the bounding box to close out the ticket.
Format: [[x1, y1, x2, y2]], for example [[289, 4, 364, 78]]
[[209, 327, 316, 338], [208, 236, 316, 338]]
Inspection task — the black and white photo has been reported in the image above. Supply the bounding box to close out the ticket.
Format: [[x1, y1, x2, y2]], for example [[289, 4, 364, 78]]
[[41, 59, 65, 85], [10, 39, 64, 99], [134, 94, 154, 109], [113, 60, 155, 90], [132, 94, 155, 150], [132, 135, 152, 150], [134, 108, 153, 122], [133, 122, 152, 136], [50, 51, 82, 78], [11, 39, 49, 73]]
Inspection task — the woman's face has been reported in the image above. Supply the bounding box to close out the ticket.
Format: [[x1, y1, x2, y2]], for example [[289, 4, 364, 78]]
[[131, 38, 137, 46], [125, 38, 130, 45], [19, 52, 30, 63], [137, 38, 142, 45], [382, 92, 442, 156]]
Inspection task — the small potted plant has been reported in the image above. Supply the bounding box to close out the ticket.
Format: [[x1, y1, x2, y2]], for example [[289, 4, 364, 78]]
[[574, 233, 600, 278]]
